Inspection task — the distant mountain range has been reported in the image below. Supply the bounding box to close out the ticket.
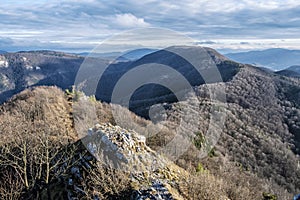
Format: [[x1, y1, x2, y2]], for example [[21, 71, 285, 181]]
[[1, 47, 300, 106], [225, 48, 300, 71], [78, 48, 157, 61], [121, 48, 157, 60], [77, 51, 121, 58]]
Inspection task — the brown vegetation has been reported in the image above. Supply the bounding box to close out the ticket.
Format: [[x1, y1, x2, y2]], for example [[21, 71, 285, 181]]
[[0, 80, 297, 199]]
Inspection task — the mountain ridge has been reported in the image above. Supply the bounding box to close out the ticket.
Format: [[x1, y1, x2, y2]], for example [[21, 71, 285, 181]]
[[0, 46, 233, 105]]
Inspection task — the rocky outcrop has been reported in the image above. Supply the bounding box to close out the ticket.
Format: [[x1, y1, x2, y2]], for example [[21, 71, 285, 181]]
[[83, 123, 167, 172], [35, 123, 183, 199], [131, 181, 173, 200]]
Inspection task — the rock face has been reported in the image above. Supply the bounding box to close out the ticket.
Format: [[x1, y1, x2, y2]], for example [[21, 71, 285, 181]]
[[83, 123, 167, 172], [131, 181, 173, 200], [81, 123, 185, 199], [36, 123, 182, 200]]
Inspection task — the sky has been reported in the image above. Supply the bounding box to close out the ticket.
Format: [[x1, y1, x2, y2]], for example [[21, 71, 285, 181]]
[[1, 0, 300, 53]]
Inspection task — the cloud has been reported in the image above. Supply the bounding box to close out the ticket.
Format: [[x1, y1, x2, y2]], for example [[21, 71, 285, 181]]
[[0, 0, 300, 52], [0, 37, 14, 46], [114, 13, 150, 28], [195, 40, 217, 45], [0, 37, 14, 51]]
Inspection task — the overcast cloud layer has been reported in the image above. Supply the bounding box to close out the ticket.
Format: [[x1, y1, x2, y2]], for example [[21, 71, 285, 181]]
[[1, 0, 300, 52]]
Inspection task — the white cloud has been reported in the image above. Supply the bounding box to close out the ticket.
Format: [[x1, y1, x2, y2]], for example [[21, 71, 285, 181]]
[[114, 13, 150, 28], [196, 38, 300, 51], [159, 0, 300, 14], [241, 0, 300, 9], [1, 0, 300, 52]]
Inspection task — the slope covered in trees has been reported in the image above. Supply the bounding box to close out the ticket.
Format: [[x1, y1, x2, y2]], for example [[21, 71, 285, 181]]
[[0, 86, 294, 199]]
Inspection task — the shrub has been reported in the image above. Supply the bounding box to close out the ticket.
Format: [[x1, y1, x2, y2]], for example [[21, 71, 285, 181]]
[[263, 192, 277, 200]]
